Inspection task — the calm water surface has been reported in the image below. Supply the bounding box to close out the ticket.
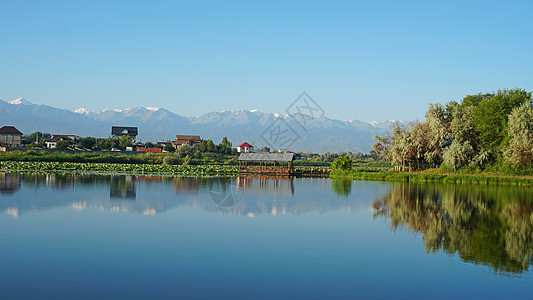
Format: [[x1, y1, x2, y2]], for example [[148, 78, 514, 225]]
[[1, 173, 532, 299]]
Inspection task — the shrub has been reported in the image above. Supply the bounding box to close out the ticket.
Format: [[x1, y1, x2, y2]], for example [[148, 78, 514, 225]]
[[163, 155, 180, 165], [332, 156, 352, 171]]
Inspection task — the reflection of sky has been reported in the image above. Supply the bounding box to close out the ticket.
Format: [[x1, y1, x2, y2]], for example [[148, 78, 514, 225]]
[[0, 175, 532, 298]]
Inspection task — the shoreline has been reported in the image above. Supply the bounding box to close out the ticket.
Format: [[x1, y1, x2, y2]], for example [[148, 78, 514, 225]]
[[3, 160, 533, 186], [330, 170, 533, 186]]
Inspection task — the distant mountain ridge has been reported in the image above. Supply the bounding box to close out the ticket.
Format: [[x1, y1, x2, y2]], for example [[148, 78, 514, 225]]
[[0, 97, 411, 153]]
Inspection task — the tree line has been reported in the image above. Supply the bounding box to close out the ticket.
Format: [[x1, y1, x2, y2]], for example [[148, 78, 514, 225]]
[[372, 88, 533, 173]]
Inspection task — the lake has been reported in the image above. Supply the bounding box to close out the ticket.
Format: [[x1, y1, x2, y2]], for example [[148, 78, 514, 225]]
[[1, 172, 532, 299]]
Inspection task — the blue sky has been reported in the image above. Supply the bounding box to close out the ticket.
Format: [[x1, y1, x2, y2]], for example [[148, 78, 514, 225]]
[[2, 0, 532, 122]]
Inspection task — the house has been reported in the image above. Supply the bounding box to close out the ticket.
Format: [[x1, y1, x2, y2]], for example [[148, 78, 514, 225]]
[[111, 126, 138, 143], [0, 126, 23, 148], [46, 135, 77, 149], [172, 135, 201, 148], [237, 142, 254, 153]]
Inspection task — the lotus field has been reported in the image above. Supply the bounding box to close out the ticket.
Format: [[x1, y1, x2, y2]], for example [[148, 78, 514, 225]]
[[0, 161, 239, 176]]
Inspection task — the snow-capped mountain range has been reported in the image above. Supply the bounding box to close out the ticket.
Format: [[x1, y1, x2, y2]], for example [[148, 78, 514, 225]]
[[0, 97, 410, 153]]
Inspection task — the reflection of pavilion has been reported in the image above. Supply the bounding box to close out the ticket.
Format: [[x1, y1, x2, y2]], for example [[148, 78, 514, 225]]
[[172, 177, 201, 195], [236, 176, 294, 196], [0, 172, 22, 195], [110, 176, 136, 199]]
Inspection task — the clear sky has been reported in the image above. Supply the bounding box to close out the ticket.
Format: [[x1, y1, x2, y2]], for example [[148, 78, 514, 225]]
[[2, 0, 532, 122]]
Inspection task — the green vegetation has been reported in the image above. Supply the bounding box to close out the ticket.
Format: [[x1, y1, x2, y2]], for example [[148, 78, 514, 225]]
[[331, 169, 533, 186], [0, 161, 239, 176], [373, 88, 533, 175], [332, 156, 352, 170]]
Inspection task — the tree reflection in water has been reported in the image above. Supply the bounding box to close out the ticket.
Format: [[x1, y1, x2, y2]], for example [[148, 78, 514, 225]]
[[331, 179, 352, 197], [372, 183, 533, 274]]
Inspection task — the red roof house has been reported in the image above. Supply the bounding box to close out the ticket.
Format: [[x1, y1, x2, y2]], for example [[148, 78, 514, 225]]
[[237, 142, 253, 153]]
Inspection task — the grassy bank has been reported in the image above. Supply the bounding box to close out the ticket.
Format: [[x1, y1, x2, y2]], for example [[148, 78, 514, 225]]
[[330, 169, 533, 186]]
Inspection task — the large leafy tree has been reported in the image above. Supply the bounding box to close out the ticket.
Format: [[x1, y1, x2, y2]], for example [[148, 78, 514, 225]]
[[424, 103, 451, 166], [505, 105, 533, 166], [471, 89, 531, 153]]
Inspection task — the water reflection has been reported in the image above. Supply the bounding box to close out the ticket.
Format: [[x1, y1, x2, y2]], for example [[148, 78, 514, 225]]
[[331, 179, 352, 197], [0, 173, 21, 195], [0, 173, 366, 218], [110, 176, 136, 199], [372, 182, 533, 274]]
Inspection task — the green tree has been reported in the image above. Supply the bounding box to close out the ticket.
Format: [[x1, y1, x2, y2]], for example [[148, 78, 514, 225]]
[[258, 146, 271, 153], [442, 140, 475, 170], [390, 126, 412, 169], [119, 135, 132, 150], [471, 89, 531, 154], [505, 105, 533, 166], [424, 103, 451, 166], [372, 134, 392, 161], [332, 156, 352, 170], [164, 144, 176, 153], [55, 140, 72, 150], [409, 123, 429, 170], [78, 137, 96, 149], [22, 132, 51, 145]]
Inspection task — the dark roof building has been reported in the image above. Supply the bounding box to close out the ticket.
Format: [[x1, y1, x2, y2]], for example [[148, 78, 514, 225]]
[[238, 152, 294, 162], [0, 126, 23, 148], [0, 126, 23, 135], [48, 135, 77, 142], [111, 126, 138, 137]]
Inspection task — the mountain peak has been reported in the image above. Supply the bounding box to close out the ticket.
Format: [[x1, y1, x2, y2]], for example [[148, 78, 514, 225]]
[[8, 97, 32, 105], [74, 108, 91, 115]]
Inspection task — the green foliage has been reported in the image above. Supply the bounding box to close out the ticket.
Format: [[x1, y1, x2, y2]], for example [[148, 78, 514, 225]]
[[164, 144, 176, 152], [424, 103, 451, 165], [162, 155, 180, 165], [372, 134, 392, 161], [442, 140, 475, 171], [119, 135, 132, 150], [376, 88, 533, 173], [55, 140, 72, 150], [22, 132, 51, 145], [471, 89, 531, 153], [78, 137, 96, 149], [0, 161, 238, 176], [505, 105, 533, 166], [332, 156, 352, 170]]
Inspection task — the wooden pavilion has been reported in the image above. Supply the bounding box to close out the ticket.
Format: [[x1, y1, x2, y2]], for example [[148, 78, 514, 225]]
[[238, 153, 295, 175]]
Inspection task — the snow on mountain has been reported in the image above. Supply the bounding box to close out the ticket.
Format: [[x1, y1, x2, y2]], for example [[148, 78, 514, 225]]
[[8, 97, 32, 105], [0, 98, 410, 153], [74, 108, 91, 116]]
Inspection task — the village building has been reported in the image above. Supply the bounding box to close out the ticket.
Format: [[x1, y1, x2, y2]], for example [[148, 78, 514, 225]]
[[111, 126, 138, 143], [237, 142, 254, 153], [0, 126, 23, 148], [46, 135, 77, 149], [172, 135, 201, 148]]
